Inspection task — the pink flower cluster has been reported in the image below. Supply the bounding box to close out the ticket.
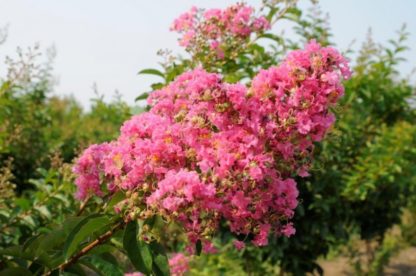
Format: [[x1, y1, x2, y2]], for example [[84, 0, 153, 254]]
[[73, 41, 350, 248], [171, 3, 270, 57], [72, 143, 112, 199], [169, 253, 190, 276]]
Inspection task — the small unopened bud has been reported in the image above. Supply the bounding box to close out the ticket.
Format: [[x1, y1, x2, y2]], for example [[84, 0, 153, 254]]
[[131, 192, 139, 200], [142, 183, 149, 191]]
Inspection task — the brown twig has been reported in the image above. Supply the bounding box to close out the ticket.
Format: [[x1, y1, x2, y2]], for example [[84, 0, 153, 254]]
[[43, 220, 125, 276], [76, 196, 91, 216]]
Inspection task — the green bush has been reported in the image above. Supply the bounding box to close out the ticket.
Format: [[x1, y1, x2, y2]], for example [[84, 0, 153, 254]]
[[0, 45, 131, 192]]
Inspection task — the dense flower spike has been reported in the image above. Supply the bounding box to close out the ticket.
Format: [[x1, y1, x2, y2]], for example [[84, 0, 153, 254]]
[[74, 40, 350, 248], [171, 3, 270, 61]]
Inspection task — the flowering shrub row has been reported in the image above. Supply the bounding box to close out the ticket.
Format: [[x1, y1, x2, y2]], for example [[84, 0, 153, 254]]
[[74, 40, 350, 251]]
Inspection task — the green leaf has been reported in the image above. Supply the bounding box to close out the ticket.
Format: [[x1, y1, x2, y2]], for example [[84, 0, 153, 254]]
[[266, 7, 278, 21], [82, 255, 123, 276], [152, 254, 169, 276], [78, 260, 105, 276], [0, 80, 11, 94], [196, 239, 202, 256], [150, 242, 169, 276], [22, 216, 36, 228], [15, 198, 31, 211], [52, 194, 71, 206], [258, 33, 283, 44], [0, 210, 10, 221], [106, 191, 125, 210], [151, 82, 164, 90], [63, 214, 110, 259], [35, 231, 69, 264], [88, 244, 116, 256], [135, 92, 149, 102], [123, 220, 152, 274], [35, 206, 52, 219], [139, 241, 153, 273], [64, 263, 87, 276], [0, 267, 32, 276], [28, 261, 44, 275], [138, 69, 165, 78], [0, 246, 51, 267]]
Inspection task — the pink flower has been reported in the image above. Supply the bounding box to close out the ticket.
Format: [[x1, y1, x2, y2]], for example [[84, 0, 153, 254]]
[[72, 143, 112, 200], [233, 240, 246, 250], [281, 223, 296, 237], [179, 30, 196, 47], [253, 224, 271, 246], [171, 6, 198, 32], [231, 191, 250, 211], [169, 253, 190, 276], [203, 8, 222, 20], [253, 16, 271, 31], [171, 3, 271, 60]]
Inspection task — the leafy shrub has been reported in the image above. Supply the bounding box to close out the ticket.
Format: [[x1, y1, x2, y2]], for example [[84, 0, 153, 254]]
[[0, 45, 131, 191]]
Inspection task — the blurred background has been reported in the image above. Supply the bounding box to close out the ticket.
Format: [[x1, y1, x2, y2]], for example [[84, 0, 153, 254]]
[[0, 0, 415, 107]]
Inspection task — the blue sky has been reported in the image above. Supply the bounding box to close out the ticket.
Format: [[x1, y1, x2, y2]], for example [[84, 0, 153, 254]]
[[0, 0, 415, 108]]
